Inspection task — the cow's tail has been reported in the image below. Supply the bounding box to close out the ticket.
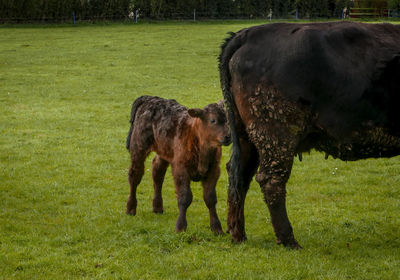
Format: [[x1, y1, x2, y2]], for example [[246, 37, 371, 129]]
[[126, 96, 147, 150], [218, 31, 244, 198]]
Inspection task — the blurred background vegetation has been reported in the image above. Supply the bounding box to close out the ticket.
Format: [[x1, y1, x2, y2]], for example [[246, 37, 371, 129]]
[[1, 0, 399, 23]]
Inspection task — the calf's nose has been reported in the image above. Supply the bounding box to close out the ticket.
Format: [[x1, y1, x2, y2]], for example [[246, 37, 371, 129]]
[[222, 135, 232, 146]]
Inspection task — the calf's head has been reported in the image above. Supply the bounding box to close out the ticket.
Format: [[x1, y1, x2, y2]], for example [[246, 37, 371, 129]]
[[188, 100, 231, 147]]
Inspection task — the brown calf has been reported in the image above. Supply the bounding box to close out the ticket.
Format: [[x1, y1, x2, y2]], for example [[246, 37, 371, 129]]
[[126, 95, 231, 234]]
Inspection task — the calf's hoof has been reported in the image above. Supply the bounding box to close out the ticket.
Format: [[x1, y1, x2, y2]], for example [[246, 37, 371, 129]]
[[175, 219, 187, 233], [228, 228, 247, 243], [152, 208, 164, 214], [126, 208, 136, 216], [153, 205, 164, 214], [152, 199, 163, 214], [232, 234, 247, 243], [213, 228, 225, 236], [211, 227, 225, 236], [175, 227, 186, 233], [211, 221, 224, 235], [276, 237, 302, 250]]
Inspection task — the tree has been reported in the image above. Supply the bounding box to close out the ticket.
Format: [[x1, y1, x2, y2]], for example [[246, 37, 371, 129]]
[[389, 0, 400, 9]]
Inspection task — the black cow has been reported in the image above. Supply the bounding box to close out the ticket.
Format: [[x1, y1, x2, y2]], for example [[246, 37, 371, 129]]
[[219, 22, 400, 248]]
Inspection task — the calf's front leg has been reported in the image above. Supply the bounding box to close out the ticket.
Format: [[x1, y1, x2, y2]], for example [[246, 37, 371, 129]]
[[201, 164, 224, 235], [172, 168, 192, 232]]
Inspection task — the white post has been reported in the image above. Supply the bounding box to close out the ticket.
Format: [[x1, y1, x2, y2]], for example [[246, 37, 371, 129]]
[[268, 8, 272, 21], [194, 9, 196, 21], [135, 9, 138, 23]]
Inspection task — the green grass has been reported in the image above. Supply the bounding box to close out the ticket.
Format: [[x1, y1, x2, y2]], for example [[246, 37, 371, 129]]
[[1, 20, 399, 279]]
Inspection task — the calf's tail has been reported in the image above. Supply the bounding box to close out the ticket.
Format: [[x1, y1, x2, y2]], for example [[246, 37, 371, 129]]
[[126, 96, 147, 150], [218, 31, 244, 198]]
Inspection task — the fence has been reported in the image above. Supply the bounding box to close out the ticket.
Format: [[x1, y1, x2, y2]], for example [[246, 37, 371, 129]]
[[1, 8, 399, 24]]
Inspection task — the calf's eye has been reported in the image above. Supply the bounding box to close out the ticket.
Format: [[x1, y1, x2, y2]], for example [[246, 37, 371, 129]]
[[210, 119, 216, 124]]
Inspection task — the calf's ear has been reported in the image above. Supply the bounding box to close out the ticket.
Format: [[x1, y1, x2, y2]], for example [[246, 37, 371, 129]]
[[188, 108, 204, 119], [217, 100, 225, 108]]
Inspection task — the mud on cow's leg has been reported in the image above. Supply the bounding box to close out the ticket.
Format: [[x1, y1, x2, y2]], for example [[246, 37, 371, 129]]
[[245, 86, 309, 248], [152, 155, 169, 214], [226, 138, 259, 242], [256, 156, 301, 249], [252, 135, 302, 248]]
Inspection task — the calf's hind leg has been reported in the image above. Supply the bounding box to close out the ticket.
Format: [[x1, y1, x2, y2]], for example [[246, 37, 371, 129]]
[[152, 155, 169, 214], [126, 153, 146, 215], [126, 134, 153, 215]]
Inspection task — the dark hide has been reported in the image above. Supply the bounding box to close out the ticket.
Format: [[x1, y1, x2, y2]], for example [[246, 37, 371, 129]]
[[126, 95, 230, 235], [219, 22, 400, 248]]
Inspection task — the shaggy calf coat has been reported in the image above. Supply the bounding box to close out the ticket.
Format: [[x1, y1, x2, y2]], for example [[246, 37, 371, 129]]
[[126, 95, 231, 234]]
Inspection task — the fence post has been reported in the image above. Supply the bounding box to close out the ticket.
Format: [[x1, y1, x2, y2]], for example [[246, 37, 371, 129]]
[[296, 9, 298, 20], [342, 7, 347, 19], [194, 9, 196, 21], [135, 9, 138, 23], [72, 11, 76, 25]]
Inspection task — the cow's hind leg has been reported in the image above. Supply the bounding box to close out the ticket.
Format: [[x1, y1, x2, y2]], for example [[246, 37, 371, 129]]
[[256, 148, 300, 248], [226, 138, 259, 242], [247, 86, 309, 248], [152, 155, 169, 214]]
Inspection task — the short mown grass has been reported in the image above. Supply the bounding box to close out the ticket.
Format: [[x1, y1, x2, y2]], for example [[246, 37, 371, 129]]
[[1, 20, 399, 279]]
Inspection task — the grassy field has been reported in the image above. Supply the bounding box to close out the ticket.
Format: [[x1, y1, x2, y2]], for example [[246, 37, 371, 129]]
[[1, 20, 399, 279]]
